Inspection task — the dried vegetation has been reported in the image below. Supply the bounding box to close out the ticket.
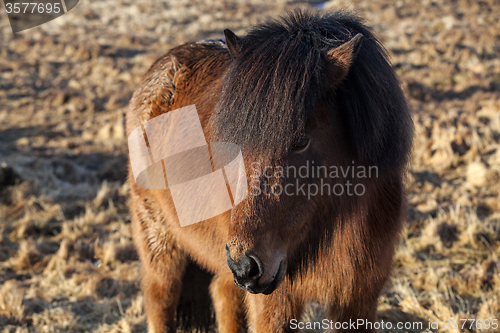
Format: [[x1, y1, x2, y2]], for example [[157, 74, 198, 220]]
[[0, 0, 499, 331]]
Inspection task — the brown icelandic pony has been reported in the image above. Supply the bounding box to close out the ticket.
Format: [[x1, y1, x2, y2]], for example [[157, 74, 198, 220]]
[[126, 9, 413, 333]]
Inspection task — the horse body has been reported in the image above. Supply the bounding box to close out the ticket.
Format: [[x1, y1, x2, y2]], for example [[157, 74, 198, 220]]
[[126, 10, 413, 333]]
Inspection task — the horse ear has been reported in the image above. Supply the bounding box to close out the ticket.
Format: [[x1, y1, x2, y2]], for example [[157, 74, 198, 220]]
[[325, 33, 363, 85], [333, 32, 414, 171], [224, 29, 241, 59]]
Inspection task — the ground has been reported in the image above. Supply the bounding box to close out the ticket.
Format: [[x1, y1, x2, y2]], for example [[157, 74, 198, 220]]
[[0, 0, 499, 332]]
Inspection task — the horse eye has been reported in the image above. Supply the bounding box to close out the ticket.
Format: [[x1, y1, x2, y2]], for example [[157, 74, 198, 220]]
[[291, 137, 310, 151]]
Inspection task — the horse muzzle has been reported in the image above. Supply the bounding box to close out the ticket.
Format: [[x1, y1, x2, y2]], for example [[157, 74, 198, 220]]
[[226, 246, 285, 294]]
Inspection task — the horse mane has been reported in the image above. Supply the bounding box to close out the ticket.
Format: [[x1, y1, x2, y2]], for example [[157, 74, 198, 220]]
[[210, 9, 413, 171]]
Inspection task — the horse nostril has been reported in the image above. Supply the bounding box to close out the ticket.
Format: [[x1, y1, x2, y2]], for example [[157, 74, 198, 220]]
[[226, 247, 264, 281], [245, 254, 262, 279]]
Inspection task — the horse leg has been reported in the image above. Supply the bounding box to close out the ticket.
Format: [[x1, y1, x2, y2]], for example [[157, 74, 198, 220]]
[[326, 301, 379, 333], [140, 250, 186, 333], [131, 196, 187, 333], [245, 292, 301, 333], [210, 272, 247, 333]]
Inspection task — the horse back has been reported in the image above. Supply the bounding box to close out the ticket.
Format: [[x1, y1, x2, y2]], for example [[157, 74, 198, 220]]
[[126, 40, 229, 137]]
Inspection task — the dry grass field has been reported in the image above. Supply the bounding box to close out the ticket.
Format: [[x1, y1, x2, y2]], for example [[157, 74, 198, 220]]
[[0, 0, 499, 332]]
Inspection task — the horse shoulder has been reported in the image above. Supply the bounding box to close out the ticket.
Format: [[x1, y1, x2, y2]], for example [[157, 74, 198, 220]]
[[126, 42, 227, 135], [126, 53, 187, 134]]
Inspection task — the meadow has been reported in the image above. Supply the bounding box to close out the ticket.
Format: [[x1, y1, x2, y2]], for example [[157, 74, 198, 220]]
[[0, 0, 499, 331]]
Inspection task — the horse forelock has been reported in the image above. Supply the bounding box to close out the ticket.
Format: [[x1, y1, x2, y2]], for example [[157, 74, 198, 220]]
[[210, 9, 412, 170], [209, 10, 364, 161], [209, 11, 319, 160]]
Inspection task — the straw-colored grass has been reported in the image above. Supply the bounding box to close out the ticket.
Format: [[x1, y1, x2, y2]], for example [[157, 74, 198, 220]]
[[0, 0, 499, 331]]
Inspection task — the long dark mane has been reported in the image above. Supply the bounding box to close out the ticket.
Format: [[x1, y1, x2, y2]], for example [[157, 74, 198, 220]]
[[210, 9, 413, 170]]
